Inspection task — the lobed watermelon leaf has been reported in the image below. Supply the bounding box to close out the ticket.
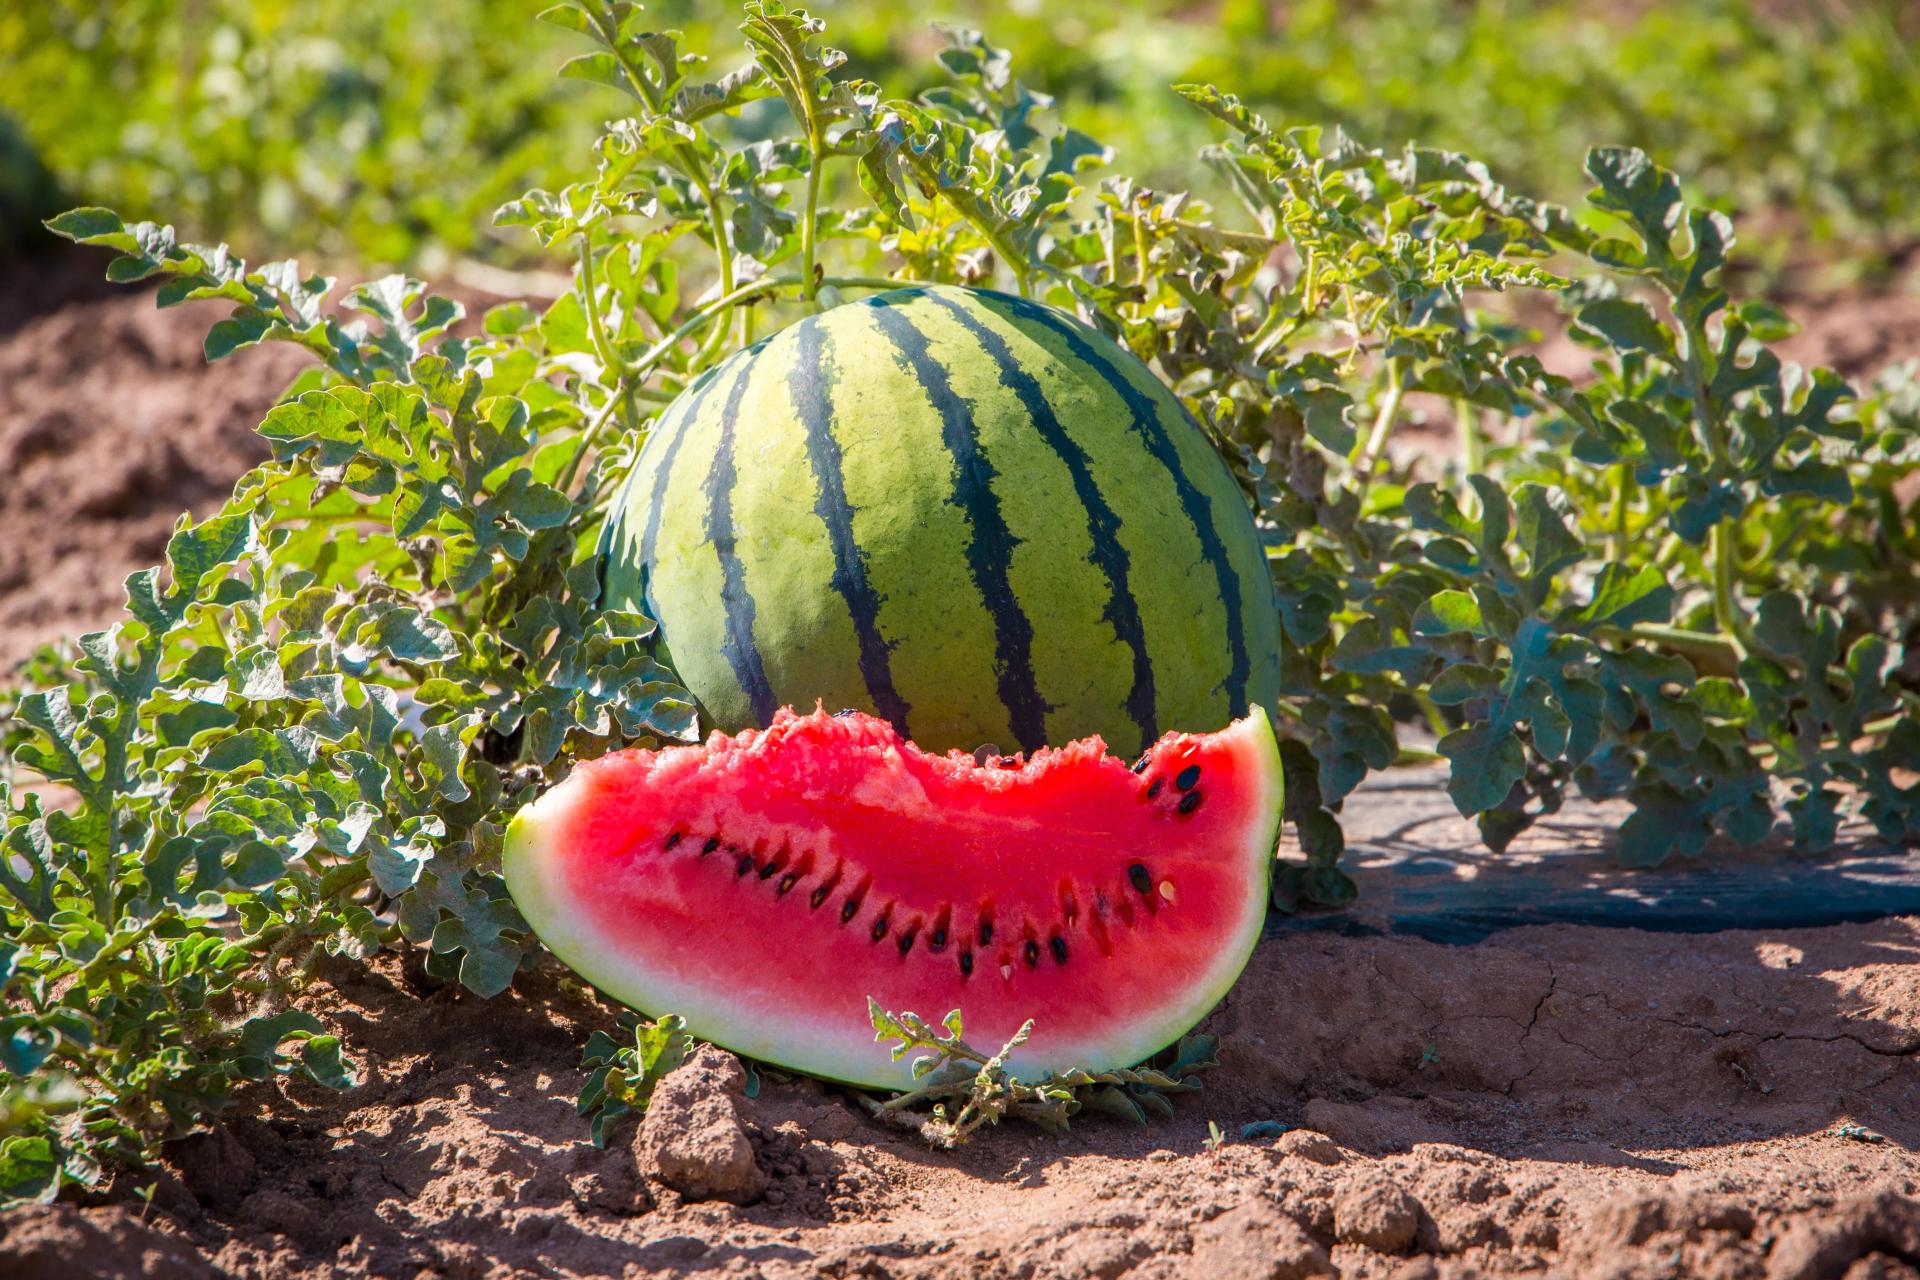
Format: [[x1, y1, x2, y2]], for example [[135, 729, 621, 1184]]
[[864, 999, 1218, 1146]]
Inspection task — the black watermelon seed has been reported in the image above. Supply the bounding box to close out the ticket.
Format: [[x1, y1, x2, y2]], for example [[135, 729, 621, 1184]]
[[735, 853, 754, 877], [978, 921, 994, 947], [1050, 936, 1069, 965], [809, 885, 830, 909], [1175, 764, 1201, 791], [664, 831, 683, 851], [1023, 940, 1040, 968], [1128, 863, 1153, 894], [841, 898, 860, 924], [758, 860, 780, 881], [929, 927, 947, 952], [898, 926, 917, 955], [1130, 754, 1150, 774], [1147, 778, 1163, 800], [701, 836, 721, 855], [959, 951, 974, 977], [1178, 790, 1204, 815], [871, 914, 891, 943], [777, 873, 798, 896]]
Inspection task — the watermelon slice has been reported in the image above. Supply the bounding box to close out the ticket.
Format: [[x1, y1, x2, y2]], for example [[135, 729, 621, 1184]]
[[504, 706, 1282, 1089]]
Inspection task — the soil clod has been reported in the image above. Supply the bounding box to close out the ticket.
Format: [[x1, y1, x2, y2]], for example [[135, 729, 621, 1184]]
[[1333, 1170, 1424, 1254], [633, 1044, 768, 1205]]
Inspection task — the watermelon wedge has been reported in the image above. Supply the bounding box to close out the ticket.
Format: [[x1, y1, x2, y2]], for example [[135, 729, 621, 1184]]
[[504, 706, 1282, 1089]]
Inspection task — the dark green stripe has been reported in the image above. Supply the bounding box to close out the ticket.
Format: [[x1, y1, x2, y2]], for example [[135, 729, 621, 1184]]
[[867, 295, 1051, 754], [629, 361, 732, 623], [919, 292, 1159, 754], [702, 364, 778, 725], [975, 290, 1253, 718], [789, 318, 912, 736]]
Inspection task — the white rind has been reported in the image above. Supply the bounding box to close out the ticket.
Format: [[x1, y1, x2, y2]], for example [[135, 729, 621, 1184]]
[[503, 707, 1284, 1089]]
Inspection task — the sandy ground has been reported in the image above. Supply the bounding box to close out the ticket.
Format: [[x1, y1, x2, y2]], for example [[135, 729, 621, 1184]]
[[4, 914, 1917, 1278], [1, 253, 1917, 1279]]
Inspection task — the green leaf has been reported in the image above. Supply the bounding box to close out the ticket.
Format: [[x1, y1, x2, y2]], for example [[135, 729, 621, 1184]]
[[1584, 146, 1684, 264], [205, 313, 273, 360], [1575, 298, 1673, 357], [1616, 783, 1715, 868], [44, 207, 128, 244], [201, 728, 320, 778], [167, 512, 258, 597], [1763, 460, 1852, 504], [237, 1010, 328, 1075], [299, 1035, 356, 1089], [534, 3, 596, 34], [428, 890, 525, 997], [1429, 662, 1502, 705], [1438, 720, 1527, 815], [417, 718, 475, 804], [0, 1136, 60, 1205], [1513, 484, 1584, 601], [1412, 589, 1488, 638], [1568, 563, 1674, 630]]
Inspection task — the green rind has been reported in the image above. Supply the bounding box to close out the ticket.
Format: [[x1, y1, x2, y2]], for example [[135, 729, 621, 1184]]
[[817, 303, 1013, 746], [501, 707, 1283, 1090], [602, 284, 1281, 756], [967, 291, 1283, 730]]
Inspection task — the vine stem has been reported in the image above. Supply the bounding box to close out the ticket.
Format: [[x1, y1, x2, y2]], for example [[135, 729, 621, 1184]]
[[73, 916, 163, 985], [1609, 464, 1633, 563], [1709, 521, 1755, 658], [556, 392, 627, 496], [750, 29, 828, 306], [1750, 711, 1908, 764], [578, 232, 624, 385], [1352, 357, 1408, 477], [687, 167, 737, 364], [581, 2, 736, 353], [1674, 303, 1758, 658], [1393, 744, 1445, 767], [800, 151, 825, 305], [91, 643, 162, 920], [1605, 622, 1742, 656], [1454, 398, 1484, 479], [247, 927, 309, 1019], [953, 201, 1034, 296]]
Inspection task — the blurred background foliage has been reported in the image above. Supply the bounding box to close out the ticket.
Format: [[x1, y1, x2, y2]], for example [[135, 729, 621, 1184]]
[[3, 0, 1916, 274]]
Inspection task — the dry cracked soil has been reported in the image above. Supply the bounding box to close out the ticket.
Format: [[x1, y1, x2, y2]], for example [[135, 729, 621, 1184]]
[[2, 250, 1918, 1279]]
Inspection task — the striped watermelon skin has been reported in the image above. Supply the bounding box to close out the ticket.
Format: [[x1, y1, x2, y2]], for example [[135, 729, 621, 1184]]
[[600, 285, 1280, 757]]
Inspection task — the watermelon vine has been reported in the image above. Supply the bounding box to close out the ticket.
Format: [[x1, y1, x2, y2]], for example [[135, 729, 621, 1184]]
[[2, 0, 1916, 1201]]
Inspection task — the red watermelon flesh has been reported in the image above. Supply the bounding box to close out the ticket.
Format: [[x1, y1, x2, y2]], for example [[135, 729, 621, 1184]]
[[504, 705, 1282, 1089]]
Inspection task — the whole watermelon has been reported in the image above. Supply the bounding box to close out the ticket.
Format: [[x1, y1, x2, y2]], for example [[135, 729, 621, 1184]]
[[598, 284, 1279, 756]]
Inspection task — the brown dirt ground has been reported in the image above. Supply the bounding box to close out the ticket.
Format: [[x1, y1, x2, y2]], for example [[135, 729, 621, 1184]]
[[2, 254, 1919, 1279], [0, 248, 307, 668], [4, 917, 1918, 1279]]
